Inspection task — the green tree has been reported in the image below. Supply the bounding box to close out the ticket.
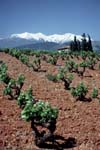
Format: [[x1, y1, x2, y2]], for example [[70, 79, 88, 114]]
[[73, 36, 78, 51], [70, 36, 78, 51], [81, 33, 87, 51], [70, 33, 93, 52], [87, 34, 93, 51], [77, 40, 81, 51], [70, 41, 74, 51]]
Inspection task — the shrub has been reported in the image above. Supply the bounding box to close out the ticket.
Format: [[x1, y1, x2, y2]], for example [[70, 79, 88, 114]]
[[0, 63, 10, 84], [21, 100, 58, 123], [31, 57, 41, 71], [78, 61, 88, 76], [65, 60, 75, 72], [3, 75, 25, 99], [3, 79, 16, 99], [21, 100, 58, 146], [4, 48, 10, 53], [17, 87, 35, 108], [57, 68, 73, 89], [47, 56, 57, 65], [91, 87, 98, 98], [81, 51, 88, 60], [47, 74, 58, 82], [87, 58, 96, 70], [80, 61, 88, 68], [3, 85, 12, 96], [57, 68, 66, 80], [0, 62, 7, 73], [17, 74, 25, 88], [19, 54, 29, 65], [71, 82, 88, 100], [10, 49, 21, 59], [62, 74, 74, 90], [71, 63, 79, 73]]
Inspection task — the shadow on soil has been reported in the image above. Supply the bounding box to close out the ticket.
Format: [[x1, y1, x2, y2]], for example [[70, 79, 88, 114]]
[[77, 97, 92, 102], [38, 135, 77, 150]]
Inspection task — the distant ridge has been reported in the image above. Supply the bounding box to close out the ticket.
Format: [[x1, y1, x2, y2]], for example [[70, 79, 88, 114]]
[[11, 32, 83, 43], [0, 32, 100, 52]]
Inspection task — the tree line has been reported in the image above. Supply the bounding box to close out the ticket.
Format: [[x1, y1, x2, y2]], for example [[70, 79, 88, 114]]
[[70, 33, 93, 52]]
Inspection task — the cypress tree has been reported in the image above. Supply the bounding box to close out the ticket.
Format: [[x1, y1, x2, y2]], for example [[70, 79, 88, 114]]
[[77, 40, 81, 51], [70, 33, 93, 52], [70, 36, 78, 51], [87, 34, 93, 51], [81, 33, 87, 51], [73, 36, 78, 51], [70, 41, 74, 51]]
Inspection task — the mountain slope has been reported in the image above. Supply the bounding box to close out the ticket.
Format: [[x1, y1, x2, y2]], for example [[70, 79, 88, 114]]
[[0, 32, 100, 51], [0, 38, 35, 48], [0, 32, 82, 49], [16, 42, 70, 50]]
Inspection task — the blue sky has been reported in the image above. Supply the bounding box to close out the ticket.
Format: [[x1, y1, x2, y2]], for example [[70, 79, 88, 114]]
[[0, 0, 100, 40]]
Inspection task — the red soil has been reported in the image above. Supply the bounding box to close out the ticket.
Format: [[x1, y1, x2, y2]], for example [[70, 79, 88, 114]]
[[0, 52, 100, 150]]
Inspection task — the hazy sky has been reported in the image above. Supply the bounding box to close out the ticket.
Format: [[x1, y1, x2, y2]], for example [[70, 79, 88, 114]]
[[0, 0, 100, 40]]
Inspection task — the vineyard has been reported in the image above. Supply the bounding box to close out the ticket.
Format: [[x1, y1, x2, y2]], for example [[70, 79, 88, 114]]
[[0, 49, 100, 150]]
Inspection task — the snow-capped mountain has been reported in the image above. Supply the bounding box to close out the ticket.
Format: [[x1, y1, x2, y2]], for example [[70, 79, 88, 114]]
[[11, 32, 82, 43], [0, 32, 99, 51]]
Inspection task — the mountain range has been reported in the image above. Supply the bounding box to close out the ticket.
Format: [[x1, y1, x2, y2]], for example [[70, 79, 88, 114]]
[[0, 32, 100, 51]]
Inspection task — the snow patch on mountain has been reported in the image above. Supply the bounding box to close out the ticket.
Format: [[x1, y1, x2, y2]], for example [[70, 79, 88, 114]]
[[11, 32, 83, 43]]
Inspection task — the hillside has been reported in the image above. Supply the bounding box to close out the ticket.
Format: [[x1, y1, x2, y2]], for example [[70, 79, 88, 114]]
[[0, 51, 100, 149]]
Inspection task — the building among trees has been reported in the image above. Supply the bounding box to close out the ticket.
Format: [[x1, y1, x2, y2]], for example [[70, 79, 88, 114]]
[[57, 45, 70, 53]]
